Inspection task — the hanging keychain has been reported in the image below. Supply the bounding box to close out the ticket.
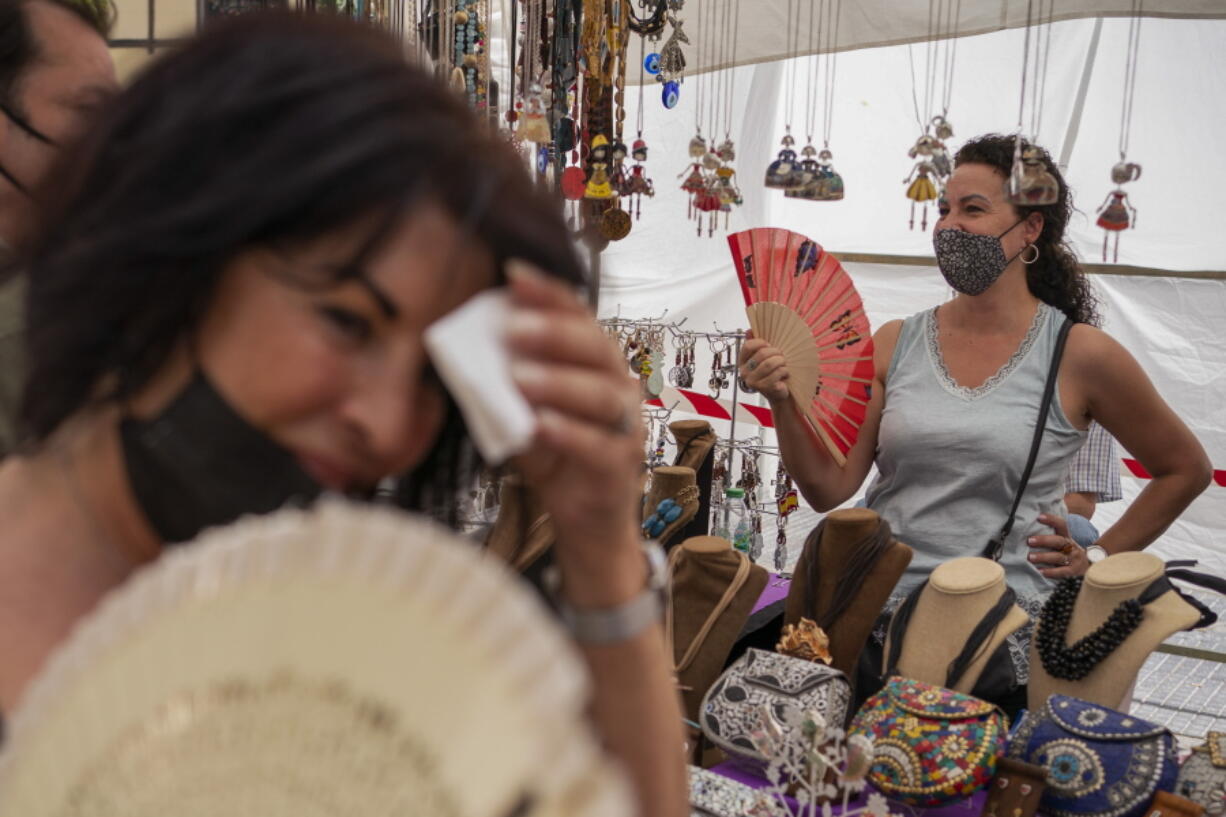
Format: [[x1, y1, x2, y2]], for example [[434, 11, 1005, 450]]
[[750, 511, 765, 562], [708, 338, 727, 398], [773, 460, 798, 573]]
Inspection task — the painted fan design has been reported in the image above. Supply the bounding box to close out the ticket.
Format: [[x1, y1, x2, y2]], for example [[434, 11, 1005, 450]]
[[0, 500, 631, 817], [727, 228, 874, 465]]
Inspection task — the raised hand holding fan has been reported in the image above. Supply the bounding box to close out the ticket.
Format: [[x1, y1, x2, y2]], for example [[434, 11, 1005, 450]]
[[728, 228, 873, 465], [0, 501, 631, 817]]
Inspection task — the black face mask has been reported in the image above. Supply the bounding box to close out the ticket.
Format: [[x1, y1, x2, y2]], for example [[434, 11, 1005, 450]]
[[120, 372, 323, 545], [0, 100, 56, 198]]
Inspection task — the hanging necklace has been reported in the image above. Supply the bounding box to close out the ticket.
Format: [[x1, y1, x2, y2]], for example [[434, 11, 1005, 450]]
[[693, 0, 738, 236], [600, 0, 635, 242], [764, 0, 804, 190], [902, 0, 959, 228], [1096, 0, 1143, 262], [656, 10, 689, 106], [931, 0, 961, 147], [816, 0, 846, 199], [1007, 0, 1059, 206], [784, 0, 820, 201], [1035, 576, 1154, 682], [624, 28, 656, 220], [712, 0, 743, 226], [678, 0, 710, 228], [788, 0, 844, 202]]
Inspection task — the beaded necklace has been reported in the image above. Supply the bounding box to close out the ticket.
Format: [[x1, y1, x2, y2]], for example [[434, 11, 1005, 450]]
[[1035, 577, 1150, 682]]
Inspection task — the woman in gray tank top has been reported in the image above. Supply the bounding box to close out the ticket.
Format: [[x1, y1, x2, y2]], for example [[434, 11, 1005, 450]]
[[739, 134, 1211, 685]]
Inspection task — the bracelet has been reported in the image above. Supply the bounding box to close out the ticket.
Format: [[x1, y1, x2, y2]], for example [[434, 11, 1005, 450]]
[[545, 541, 668, 645]]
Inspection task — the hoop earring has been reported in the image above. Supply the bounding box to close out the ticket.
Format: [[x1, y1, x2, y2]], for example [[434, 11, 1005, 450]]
[[1020, 244, 1040, 265]]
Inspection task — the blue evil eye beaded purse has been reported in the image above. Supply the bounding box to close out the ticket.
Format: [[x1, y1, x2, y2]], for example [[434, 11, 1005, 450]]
[[1007, 695, 1178, 817]]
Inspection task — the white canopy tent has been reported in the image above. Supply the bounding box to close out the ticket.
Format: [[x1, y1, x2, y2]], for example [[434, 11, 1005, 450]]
[[598, 16, 1226, 573], [623, 0, 1226, 79]]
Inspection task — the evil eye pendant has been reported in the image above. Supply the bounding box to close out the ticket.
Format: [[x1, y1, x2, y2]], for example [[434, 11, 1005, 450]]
[[644, 52, 661, 74], [536, 146, 550, 175], [662, 80, 680, 110]]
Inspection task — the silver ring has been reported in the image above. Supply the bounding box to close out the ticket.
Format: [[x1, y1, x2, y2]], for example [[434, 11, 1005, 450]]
[[747, 359, 759, 372], [1061, 555, 1071, 567]]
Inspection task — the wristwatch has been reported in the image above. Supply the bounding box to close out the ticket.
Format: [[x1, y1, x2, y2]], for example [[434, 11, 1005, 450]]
[[546, 541, 668, 645], [1085, 544, 1109, 564]]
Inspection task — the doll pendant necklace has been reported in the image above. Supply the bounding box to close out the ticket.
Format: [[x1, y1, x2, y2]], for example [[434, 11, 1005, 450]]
[[1007, 0, 1059, 206], [785, 0, 844, 203], [764, 0, 805, 192], [903, 0, 960, 228], [1096, 1, 1143, 262]]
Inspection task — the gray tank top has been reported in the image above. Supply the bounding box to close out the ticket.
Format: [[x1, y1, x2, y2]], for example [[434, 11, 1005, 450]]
[[865, 302, 1085, 606]]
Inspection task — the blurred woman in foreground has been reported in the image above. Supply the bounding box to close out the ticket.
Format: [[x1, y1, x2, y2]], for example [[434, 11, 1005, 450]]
[[0, 13, 685, 815]]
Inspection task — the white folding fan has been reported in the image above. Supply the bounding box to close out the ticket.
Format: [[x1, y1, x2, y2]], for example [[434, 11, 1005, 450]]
[[0, 500, 632, 817], [728, 228, 874, 465]]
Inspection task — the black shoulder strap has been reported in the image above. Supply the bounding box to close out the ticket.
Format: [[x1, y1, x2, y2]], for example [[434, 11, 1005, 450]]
[[983, 317, 1074, 561], [883, 580, 927, 679]]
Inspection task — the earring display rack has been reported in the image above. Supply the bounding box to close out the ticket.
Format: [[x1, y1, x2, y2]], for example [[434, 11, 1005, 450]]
[[600, 313, 808, 570]]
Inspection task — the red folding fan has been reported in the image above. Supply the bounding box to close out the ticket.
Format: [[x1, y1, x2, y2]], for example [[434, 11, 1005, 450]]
[[727, 228, 874, 466]]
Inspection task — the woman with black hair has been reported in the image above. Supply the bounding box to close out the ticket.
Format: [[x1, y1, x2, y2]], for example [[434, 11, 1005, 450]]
[[0, 13, 686, 815], [741, 134, 1210, 681]]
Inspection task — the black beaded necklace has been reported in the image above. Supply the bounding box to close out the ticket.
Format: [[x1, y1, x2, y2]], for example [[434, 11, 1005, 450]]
[[1036, 576, 1165, 682]]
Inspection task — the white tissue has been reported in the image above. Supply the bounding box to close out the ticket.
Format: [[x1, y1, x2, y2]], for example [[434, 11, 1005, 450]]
[[424, 289, 537, 465]]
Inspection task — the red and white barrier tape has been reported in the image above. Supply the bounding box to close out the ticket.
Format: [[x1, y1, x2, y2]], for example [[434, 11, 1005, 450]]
[[645, 387, 1224, 487]]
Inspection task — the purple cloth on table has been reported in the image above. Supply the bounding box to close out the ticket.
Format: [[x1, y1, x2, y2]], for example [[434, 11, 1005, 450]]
[[710, 761, 988, 816], [752, 574, 790, 616]]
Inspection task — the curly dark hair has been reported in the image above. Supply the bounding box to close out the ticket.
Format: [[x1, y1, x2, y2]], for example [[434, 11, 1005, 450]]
[[954, 134, 1099, 326], [18, 12, 583, 525]]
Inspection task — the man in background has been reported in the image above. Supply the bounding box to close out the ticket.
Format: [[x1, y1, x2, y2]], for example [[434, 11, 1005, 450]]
[[1064, 421, 1123, 548], [0, 0, 116, 455]]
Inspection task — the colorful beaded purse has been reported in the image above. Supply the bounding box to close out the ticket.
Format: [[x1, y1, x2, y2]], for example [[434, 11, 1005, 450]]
[[1176, 732, 1226, 816], [848, 676, 1007, 807], [699, 648, 852, 777], [1007, 694, 1178, 817]]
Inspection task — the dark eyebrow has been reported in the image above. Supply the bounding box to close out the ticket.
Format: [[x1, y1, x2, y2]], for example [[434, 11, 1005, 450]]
[[959, 194, 992, 206], [356, 275, 399, 320]]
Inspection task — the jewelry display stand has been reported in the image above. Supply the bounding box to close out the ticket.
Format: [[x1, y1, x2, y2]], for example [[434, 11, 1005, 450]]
[[671, 420, 717, 543], [885, 558, 1030, 695], [667, 536, 768, 731], [642, 466, 701, 547], [485, 475, 554, 572], [784, 508, 912, 679], [1027, 551, 1201, 712]]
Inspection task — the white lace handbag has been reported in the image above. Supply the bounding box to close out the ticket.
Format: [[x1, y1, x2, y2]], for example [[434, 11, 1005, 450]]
[[699, 647, 851, 776]]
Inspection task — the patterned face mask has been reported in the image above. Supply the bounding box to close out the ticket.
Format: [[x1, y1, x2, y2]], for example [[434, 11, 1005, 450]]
[[932, 218, 1027, 295]]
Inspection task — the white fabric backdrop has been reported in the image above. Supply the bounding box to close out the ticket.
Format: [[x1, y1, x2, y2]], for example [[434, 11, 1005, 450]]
[[624, 0, 1226, 80], [599, 18, 1226, 573]]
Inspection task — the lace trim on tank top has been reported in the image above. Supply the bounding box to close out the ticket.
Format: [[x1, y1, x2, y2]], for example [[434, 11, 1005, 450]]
[[926, 304, 1047, 402], [871, 590, 1049, 686]]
